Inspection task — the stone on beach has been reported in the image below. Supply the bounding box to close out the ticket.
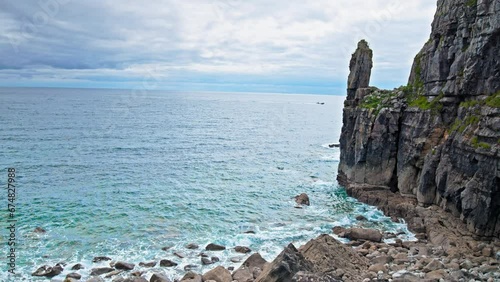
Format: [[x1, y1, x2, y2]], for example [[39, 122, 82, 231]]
[[202, 266, 232, 282], [159, 259, 178, 267], [114, 261, 135, 270]]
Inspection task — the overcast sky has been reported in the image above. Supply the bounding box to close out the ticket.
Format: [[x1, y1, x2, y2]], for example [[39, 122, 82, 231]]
[[0, 0, 436, 94]]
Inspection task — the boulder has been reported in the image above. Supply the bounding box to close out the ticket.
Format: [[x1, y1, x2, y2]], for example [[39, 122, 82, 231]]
[[139, 261, 156, 268], [202, 266, 232, 282], [180, 271, 203, 282], [254, 244, 312, 282], [92, 256, 112, 263], [115, 261, 135, 270], [66, 272, 82, 280], [232, 267, 253, 282], [201, 257, 213, 265], [71, 263, 84, 270], [206, 243, 226, 251], [34, 227, 46, 233], [294, 193, 310, 206], [89, 267, 114, 276], [150, 273, 172, 282], [343, 228, 383, 242], [240, 253, 267, 270], [234, 246, 252, 254], [159, 259, 177, 267], [299, 234, 368, 281], [32, 264, 63, 277]]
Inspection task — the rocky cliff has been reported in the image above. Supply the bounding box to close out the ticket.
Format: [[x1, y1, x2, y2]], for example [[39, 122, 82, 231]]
[[338, 0, 500, 238]]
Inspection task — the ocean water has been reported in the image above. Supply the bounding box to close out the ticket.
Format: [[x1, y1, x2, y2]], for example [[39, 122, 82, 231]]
[[0, 88, 414, 281]]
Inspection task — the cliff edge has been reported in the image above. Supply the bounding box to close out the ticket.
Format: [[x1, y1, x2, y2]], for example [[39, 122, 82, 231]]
[[338, 0, 500, 238]]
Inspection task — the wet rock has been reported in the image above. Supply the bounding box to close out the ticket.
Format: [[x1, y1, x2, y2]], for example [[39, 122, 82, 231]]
[[71, 263, 84, 270], [92, 256, 112, 263], [211, 256, 220, 263], [32, 264, 64, 277], [34, 227, 46, 233], [112, 277, 148, 282], [206, 243, 226, 251], [104, 269, 123, 278], [343, 228, 383, 242], [180, 271, 202, 282], [184, 264, 198, 272], [299, 234, 368, 281], [150, 273, 172, 282], [90, 267, 114, 276], [115, 261, 135, 270], [173, 252, 185, 259], [202, 266, 232, 282], [66, 272, 81, 280], [161, 246, 173, 251], [159, 259, 177, 267], [139, 261, 156, 268], [237, 253, 268, 273], [201, 257, 213, 265], [331, 226, 346, 236], [186, 243, 199, 249], [294, 193, 310, 206], [355, 215, 367, 221], [230, 257, 242, 263], [234, 246, 251, 254]]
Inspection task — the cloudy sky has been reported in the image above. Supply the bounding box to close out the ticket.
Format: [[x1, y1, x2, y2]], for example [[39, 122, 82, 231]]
[[0, 0, 436, 94]]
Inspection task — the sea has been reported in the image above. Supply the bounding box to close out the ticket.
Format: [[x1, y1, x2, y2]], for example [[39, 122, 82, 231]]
[[0, 88, 414, 281]]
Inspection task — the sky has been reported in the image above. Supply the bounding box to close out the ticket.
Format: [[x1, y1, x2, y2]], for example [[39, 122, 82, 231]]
[[0, 0, 436, 95]]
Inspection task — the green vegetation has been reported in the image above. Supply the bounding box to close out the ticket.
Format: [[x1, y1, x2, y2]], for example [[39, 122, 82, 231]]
[[471, 136, 491, 150], [466, 0, 477, 7], [451, 114, 481, 133], [459, 99, 479, 108], [485, 91, 500, 108], [360, 89, 398, 115], [407, 93, 444, 115]]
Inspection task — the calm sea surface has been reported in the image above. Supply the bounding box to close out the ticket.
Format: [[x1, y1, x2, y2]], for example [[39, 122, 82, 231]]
[[0, 88, 413, 281]]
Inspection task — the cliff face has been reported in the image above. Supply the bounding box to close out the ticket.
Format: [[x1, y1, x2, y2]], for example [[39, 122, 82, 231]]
[[338, 0, 500, 238]]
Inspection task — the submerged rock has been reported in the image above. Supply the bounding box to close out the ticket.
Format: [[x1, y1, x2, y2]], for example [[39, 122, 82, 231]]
[[92, 256, 112, 263], [294, 193, 310, 206], [138, 261, 156, 267]]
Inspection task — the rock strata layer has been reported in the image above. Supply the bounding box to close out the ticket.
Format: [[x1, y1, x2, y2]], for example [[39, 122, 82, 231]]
[[338, 0, 500, 239]]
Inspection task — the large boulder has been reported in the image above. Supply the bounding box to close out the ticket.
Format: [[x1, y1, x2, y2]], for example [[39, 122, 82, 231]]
[[343, 228, 383, 242], [202, 266, 232, 282], [32, 264, 64, 277], [254, 244, 312, 282]]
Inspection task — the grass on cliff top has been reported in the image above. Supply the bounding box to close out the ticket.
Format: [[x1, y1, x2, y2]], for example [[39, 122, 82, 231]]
[[466, 0, 477, 7], [359, 89, 398, 115]]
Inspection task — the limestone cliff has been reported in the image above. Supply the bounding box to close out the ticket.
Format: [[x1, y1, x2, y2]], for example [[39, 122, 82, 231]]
[[338, 0, 500, 238]]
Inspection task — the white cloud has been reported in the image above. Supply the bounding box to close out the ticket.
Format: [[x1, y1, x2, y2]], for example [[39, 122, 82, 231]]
[[0, 0, 437, 93]]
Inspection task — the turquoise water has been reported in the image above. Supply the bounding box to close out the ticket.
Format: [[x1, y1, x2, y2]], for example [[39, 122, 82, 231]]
[[0, 88, 413, 281]]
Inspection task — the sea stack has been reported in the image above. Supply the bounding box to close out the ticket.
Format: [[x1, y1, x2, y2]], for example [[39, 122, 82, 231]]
[[338, 0, 500, 238]]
